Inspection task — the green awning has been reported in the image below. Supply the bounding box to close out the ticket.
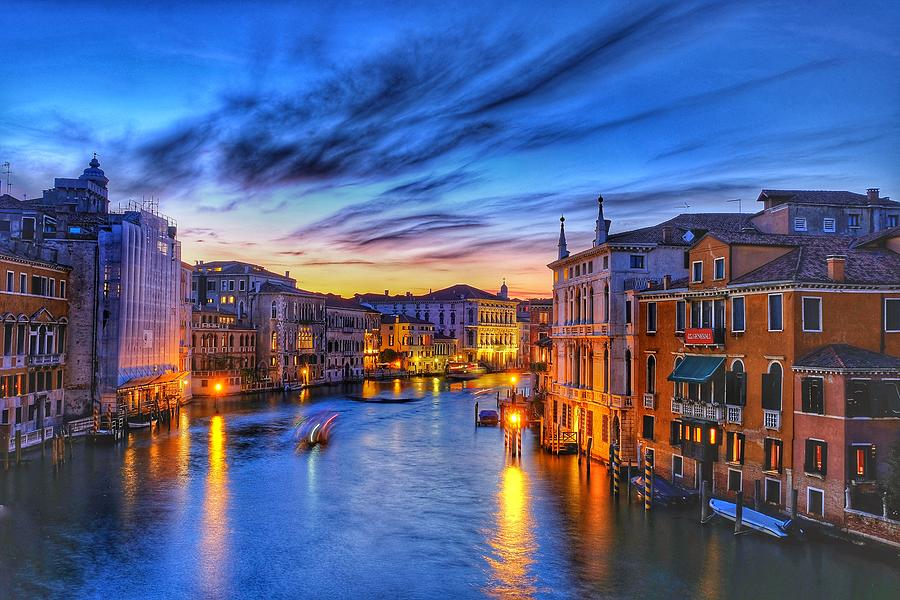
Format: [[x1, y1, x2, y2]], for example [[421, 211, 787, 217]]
[[667, 356, 725, 383]]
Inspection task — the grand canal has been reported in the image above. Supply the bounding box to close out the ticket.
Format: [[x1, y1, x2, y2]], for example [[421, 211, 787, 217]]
[[1, 375, 897, 599]]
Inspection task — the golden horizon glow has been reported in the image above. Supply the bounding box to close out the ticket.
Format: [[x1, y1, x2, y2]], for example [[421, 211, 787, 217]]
[[484, 465, 536, 598]]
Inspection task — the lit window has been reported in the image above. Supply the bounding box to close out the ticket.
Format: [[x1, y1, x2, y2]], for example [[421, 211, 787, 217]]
[[851, 444, 874, 480], [804, 439, 827, 475], [764, 438, 783, 472]]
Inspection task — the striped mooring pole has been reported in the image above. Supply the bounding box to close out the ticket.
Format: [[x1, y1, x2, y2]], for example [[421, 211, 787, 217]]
[[612, 444, 620, 495], [644, 452, 653, 511]]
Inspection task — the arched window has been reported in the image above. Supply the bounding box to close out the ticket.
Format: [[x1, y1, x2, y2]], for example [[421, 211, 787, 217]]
[[624, 349, 632, 396], [238, 300, 245, 317], [271, 301, 277, 319], [450, 312, 456, 325], [766, 362, 783, 410], [603, 347, 609, 392], [271, 331, 277, 351], [229, 334, 234, 348], [647, 355, 656, 394]]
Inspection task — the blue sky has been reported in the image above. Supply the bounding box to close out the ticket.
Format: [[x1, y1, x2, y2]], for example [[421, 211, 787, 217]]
[[3, 1, 899, 296]]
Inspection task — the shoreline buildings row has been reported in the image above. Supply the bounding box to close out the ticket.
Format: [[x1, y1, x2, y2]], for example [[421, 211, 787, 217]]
[[544, 190, 900, 545], [0, 156, 532, 447]]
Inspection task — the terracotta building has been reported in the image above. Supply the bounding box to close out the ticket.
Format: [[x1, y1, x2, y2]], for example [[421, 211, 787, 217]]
[[635, 226, 900, 541], [379, 314, 435, 373], [324, 295, 380, 383], [0, 242, 70, 449]]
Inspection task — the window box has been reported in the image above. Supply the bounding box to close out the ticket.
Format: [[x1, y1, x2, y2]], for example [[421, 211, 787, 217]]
[[671, 398, 683, 414]]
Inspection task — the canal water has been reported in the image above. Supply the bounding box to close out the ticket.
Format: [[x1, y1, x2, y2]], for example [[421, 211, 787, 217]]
[[0, 375, 897, 599]]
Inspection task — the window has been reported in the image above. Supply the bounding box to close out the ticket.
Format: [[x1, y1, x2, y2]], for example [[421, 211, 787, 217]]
[[823, 218, 836, 233], [713, 257, 725, 280], [885, 298, 900, 332], [669, 420, 682, 445], [19, 273, 26, 293], [802, 297, 822, 332], [602, 256, 609, 270], [761, 363, 782, 410], [804, 439, 827, 476], [848, 214, 860, 228], [807, 487, 824, 517], [646, 303, 656, 333], [765, 477, 782, 504], [673, 455, 684, 478], [767, 294, 783, 331], [5, 271, 12, 292], [794, 217, 807, 232], [642, 415, 654, 440], [726, 432, 745, 464], [764, 438, 783, 472], [888, 214, 899, 228], [850, 444, 875, 480], [728, 468, 742, 492], [239, 280, 246, 291], [228, 280, 235, 291], [730, 297, 745, 332], [21, 217, 35, 240], [271, 301, 277, 319], [675, 300, 685, 333], [726, 361, 746, 406], [630, 255, 645, 269], [801, 377, 824, 414], [646, 355, 656, 393], [59, 280, 66, 298], [691, 261, 703, 283]]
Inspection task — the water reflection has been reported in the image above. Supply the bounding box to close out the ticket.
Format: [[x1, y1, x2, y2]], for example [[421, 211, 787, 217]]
[[200, 415, 229, 595], [485, 464, 537, 599]]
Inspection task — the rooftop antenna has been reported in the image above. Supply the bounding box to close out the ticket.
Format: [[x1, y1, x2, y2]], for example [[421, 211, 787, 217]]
[[2, 162, 10, 195], [726, 198, 743, 213], [676, 202, 690, 209]]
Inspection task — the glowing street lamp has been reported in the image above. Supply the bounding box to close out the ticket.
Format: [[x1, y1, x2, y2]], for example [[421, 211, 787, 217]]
[[214, 381, 223, 412]]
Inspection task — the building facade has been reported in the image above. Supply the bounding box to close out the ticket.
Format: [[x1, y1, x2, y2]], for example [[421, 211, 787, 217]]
[[0, 243, 70, 448], [192, 260, 295, 320], [379, 314, 435, 372], [191, 308, 256, 396], [359, 283, 519, 369], [324, 295, 378, 383]]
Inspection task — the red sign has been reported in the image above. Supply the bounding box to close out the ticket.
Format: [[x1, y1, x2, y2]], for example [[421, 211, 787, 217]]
[[685, 328, 714, 344]]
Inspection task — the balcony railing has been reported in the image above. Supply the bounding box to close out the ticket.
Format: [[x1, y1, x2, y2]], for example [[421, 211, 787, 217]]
[[679, 400, 724, 422], [643, 393, 656, 410], [671, 398, 683, 414], [27, 353, 64, 366], [726, 405, 743, 425], [763, 409, 781, 431]]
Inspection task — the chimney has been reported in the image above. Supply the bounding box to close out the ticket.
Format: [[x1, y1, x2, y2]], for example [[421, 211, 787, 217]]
[[661, 226, 673, 244], [384, 289, 389, 297], [285, 270, 290, 278], [867, 188, 879, 202], [826, 255, 846, 282], [662, 274, 672, 290], [406, 291, 412, 298]]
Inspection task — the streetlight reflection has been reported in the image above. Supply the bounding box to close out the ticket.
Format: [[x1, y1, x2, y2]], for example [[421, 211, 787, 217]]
[[200, 415, 229, 594], [485, 465, 537, 599]]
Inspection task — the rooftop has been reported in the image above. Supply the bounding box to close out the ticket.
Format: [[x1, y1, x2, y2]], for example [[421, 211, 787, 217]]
[[794, 344, 900, 371], [758, 189, 897, 207], [324, 294, 376, 311]]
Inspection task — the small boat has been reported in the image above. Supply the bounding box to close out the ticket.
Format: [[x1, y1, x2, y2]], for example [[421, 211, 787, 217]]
[[447, 362, 486, 380], [709, 498, 793, 538], [127, 417, 157, 430], [631, 475, 699, 506], [477, 409, 499, 426]]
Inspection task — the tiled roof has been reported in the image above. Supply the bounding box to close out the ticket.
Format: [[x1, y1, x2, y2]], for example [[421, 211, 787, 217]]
[[419, 284, 506, 301], [729, 236, 900, 285], [851, 225, 900, 249], [195, 260, 291, 280], [758, 189, 898, 207], [607, 213, 755, 246], [324, 294, 374, 311], [794, 344, 900, 371], [256, 281, 320, 296], [380, 314, 434, 326]]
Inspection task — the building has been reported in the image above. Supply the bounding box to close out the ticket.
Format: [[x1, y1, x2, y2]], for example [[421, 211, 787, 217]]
[[324, 295, 379, 383], [0, 242, 70, 448], [634, 224, 900, 542], [546, 195, 754, 468], [359, 283, 519, 369], [363, 310, 382, 374], [433, 333, 459, 373], [520, 298, 552, 371], [192, 260, 295, 319], [252, 282, 326, 387], [751, 188, 899, 236], [379, 314, 435, 372], [0, 157, 188, 416], [190, 308, 256, 396], [178, 262, 193, 402]]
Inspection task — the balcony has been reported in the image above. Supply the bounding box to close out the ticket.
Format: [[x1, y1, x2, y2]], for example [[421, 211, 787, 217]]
[[27, 353, 64, 366], [551, 323, 622, 338], [726, 405, 743, 425], [678, 400, 724, 422], [610, 394, 634, 409], [1, 355, 26, 369], [763, 409, 781, 431], [642, 393, 656, 410], [671, 398, 683, 414]]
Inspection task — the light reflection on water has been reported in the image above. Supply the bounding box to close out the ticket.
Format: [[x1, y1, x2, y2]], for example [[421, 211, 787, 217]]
[[200, 414, 229, 595], [485, 464, 537, 599]]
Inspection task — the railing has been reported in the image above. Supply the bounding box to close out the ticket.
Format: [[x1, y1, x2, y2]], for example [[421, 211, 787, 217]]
[[610, 394, 634, 409], [680, 402, 724, 422], [27, 353, 64, 366], [551, 323, 621, 338], [67, 417, 95, 436], [763, 409, 781, 431], [726, 405, 743, 425], [1, 355, 26, 369], [6, 426, 53, 451], [643, 393, 656, 410]]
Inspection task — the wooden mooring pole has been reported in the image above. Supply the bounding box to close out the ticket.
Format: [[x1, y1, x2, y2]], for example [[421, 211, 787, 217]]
[[586, 437, 593, 477], [734, 490, 744, 534], [15, 430, 21, 466], [700, 480, 710, 523], [644, 453, 653, 512], [475, 401, 479, 427]]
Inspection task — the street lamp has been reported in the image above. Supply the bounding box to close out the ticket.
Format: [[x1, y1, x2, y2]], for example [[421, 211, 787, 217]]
[[214, 381, 222, 412]]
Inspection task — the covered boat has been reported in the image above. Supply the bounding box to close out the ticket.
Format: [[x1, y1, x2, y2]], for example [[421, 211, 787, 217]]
[[477, 409, 499, 426], [630, 476, 699, 506], [709, 498, 792, 538]]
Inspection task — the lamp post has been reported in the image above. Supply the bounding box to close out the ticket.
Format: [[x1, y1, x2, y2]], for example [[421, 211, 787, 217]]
[[214, 381, 222, 413]]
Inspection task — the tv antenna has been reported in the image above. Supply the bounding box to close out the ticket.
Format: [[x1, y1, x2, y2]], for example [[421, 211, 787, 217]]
[[726, 198, 742, 213], [2, 162, 10, 195]]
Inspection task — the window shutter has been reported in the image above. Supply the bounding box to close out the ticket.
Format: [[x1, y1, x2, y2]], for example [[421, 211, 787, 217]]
[[804, 439, 813, 472], [821, 443, 828, 477], [725, 372, 736, 405], [801, 378, 811, 412], [738, 435, 745, 464], [777, 441, 783, 472], [761, 373, 778, 410]]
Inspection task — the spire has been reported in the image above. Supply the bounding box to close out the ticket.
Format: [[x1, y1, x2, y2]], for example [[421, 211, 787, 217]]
[[594, 194, 607, 246], [499, 278, 509, 299], [558, 215, 569, 259]]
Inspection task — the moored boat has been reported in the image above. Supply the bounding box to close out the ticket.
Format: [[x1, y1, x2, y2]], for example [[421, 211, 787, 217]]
[[630, 475, 699, 506], [708, 498, 793, 538], [477, 409, 499, 426], [127, 417, 157, 430]]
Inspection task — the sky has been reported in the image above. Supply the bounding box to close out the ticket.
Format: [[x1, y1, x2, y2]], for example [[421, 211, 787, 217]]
[[3, 1, 899, 297]]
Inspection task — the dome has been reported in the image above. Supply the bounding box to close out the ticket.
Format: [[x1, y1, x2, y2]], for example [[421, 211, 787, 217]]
[[499, 278, 509, 299], [79, 153, 109, 188]]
